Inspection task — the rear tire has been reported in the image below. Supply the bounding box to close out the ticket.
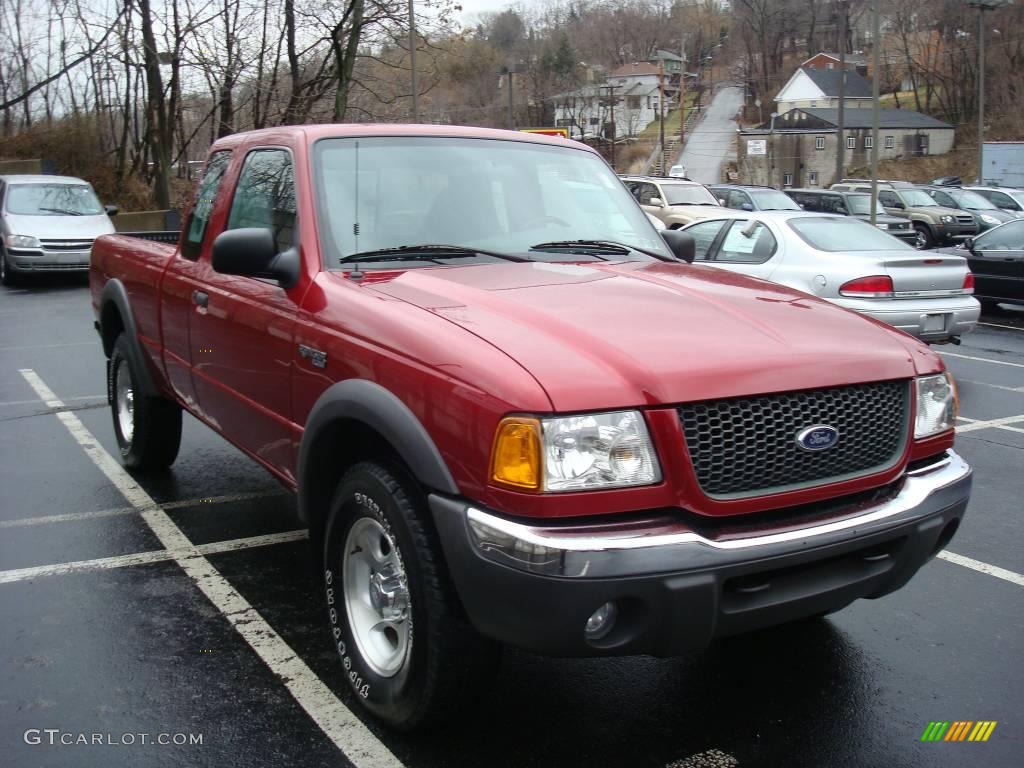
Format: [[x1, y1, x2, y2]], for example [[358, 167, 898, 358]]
[[109, 334, 182, 470], [322, 461, 498, 730], [979, 298, 1002, 315], [913, 225, 934, 250]]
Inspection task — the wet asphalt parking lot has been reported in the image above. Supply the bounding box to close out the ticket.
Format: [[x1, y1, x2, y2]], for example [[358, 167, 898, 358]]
[[1, 277, 1022, 768]]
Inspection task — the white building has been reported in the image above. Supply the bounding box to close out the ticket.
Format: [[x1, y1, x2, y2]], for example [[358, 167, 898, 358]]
[[552, 63, 677, 140], [774, 67, 873, 114]]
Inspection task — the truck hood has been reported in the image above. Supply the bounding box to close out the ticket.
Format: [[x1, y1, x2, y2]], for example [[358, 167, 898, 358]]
[[666, 204, 723, 219], [3, 212, 115, 240], [367, 261, 933, 411]]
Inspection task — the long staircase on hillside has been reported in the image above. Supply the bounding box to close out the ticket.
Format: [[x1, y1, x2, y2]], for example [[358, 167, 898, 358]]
[[647, 108, 702, 176]]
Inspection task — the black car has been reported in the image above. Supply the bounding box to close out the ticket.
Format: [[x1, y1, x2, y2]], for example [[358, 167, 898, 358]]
[[921, 186, 1018, 233], [936, 219, 1024, 311], [785, 189, 916, 243]]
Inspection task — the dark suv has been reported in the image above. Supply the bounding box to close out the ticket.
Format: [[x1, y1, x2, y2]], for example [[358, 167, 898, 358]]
[[785, 189, 916, 244], [708, 184, 801, 212], [921, 186, 1018, 233]]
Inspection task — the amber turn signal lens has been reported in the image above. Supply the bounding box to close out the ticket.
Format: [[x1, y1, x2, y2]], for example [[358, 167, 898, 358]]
[[491, 417, 542, 491]]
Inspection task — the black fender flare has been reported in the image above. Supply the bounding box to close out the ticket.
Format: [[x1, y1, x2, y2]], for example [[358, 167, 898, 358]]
[[98, 279, 159, 399], [297, 379, 459, 524]]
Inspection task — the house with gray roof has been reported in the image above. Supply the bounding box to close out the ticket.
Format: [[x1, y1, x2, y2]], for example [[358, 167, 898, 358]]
[[775, 67, 874, 113]]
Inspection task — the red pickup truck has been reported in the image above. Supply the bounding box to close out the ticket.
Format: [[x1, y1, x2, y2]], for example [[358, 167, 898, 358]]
[[91, 125, 971, 729]]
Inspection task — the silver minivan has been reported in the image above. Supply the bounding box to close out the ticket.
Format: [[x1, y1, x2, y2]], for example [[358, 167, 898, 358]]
[[0, 174, 116, 285]]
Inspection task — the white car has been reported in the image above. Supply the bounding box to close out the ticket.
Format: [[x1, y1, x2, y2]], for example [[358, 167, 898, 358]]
[[668, 165, 688, 178], [680, 210, 980, 342]]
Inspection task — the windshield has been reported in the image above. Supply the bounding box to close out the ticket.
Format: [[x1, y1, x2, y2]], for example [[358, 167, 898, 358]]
[[750, 190, 800, 210], [949, 189, 997, 210], [789, 217, 913, 251], [314, 137, 670, 268], [899, 189, 937, 207], [5, 184, 103, 216], [845, 195, 885, 215], [662, 184, 718, 206]]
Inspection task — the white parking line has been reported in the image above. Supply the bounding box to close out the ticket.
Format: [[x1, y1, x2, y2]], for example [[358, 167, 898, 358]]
[[17, 368, 403, 768], [979, 321, 1024, 332], [0, 530, 308, 585], [957, 379, 1024, 394], [938, 351, 1024, 368], [955, 415, 1024, 433], [0, 490, 288, 529], [938, 551, 1024, 588]]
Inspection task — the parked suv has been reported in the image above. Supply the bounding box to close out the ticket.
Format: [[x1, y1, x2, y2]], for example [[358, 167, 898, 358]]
[[621, 175, 723, 227], [963, 186, 1024, 214], [831, 180, 976, 250], [0, 174, 116, 285], [921, 186, 1018, 232], [785, 189, 915, 244], [708, 184, 801, 213]]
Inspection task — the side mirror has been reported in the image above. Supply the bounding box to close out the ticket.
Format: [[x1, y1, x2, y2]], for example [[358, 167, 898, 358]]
[[740, 202, 754, 211], [661, 229, 696, 263], [105, 205, 119, 216], [212, 228, 299, 288], [962, 237, 974, 251], [649, 196, 665, 207]]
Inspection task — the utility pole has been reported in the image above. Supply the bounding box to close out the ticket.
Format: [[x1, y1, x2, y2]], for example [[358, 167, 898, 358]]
[[970, 2, 1009, 183], [408, 0, 418, 122], [870, 0, 880, 226], [506, 69, 514, 130], [659, 62, 666, 173], [679, 34, 689, 146], [600, 83, 619, 169], [835, 0, 847, 185]]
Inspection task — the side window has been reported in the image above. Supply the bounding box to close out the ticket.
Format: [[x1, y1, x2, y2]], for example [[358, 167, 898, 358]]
[[227, 149, 297, 255], [182, 151, 231, 260], [990, 191, 1020, 211], [685, 220, 727, 261], [931, 191, 952, 207], [637, 183, 659, 205], [878, 191, 901, 208], [717, 221, 777, 263], [626, 182, 643, 202], [975, 220, 1024, 250], [727, 190, 751, 210]]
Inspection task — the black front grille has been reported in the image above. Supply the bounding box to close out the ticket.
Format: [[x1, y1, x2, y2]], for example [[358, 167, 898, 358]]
[[40, 238, 94, 252], [956, 216, 974, 226], [679, 381, 909, 498]]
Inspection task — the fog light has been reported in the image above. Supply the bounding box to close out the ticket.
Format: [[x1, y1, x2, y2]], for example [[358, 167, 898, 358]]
[[584, 601, 617, 641]]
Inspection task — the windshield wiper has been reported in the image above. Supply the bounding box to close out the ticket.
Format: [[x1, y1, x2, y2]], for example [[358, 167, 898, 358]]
[[38, 207, 86, 216], [530, 240, 673, 262], [338, 244, 530, 265]]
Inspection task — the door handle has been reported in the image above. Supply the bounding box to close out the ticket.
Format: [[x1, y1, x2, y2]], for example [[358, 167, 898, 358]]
[[192, 290, 208, 308]]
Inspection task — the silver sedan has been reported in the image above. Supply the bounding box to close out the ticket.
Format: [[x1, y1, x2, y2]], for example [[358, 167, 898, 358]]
[[680, 210, 980, 342]]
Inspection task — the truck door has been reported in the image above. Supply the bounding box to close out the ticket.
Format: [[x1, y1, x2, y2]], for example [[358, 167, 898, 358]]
[[161, 150, 232, 408], [967, 220, 1024, 302], [190, 148, 301, 480]]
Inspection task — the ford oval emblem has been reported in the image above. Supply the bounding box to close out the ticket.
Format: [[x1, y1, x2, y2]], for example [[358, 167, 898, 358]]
[[796, 425, 840, 451]]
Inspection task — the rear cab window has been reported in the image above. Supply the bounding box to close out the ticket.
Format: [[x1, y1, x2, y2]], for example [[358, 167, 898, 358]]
[[182, 151, 232, 260]]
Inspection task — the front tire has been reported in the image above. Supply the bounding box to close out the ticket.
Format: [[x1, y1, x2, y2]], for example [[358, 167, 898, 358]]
[[0, 250, 17, 286], [913, 224, 934, 250], [322, 461, 497, 730], [109, 334, 182, 469]]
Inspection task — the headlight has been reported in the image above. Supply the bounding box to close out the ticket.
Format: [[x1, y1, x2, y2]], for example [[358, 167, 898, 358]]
[[490, 411, 661, 492], [915, 373, 957, 439], [877, 223, 890, 230], [980, 214, 1000, 225], [5, 234, 40, 249], [940, 215, 954, 224]]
